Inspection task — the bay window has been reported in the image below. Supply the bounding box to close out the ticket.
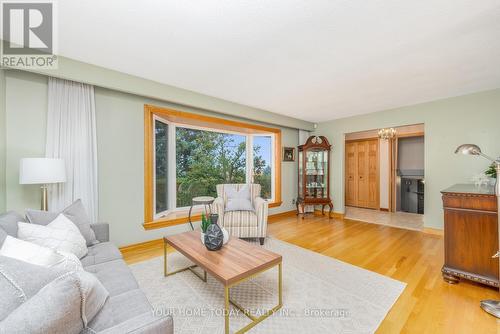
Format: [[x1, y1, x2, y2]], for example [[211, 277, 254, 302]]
[[145, 105, 282, 227]]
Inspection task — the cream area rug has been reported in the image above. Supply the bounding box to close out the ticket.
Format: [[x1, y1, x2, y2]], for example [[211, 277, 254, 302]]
[[130, 238, 405, 333]]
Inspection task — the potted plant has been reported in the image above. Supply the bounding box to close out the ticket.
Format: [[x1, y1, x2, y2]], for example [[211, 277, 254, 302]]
[[486, 163, 497, 179], [485, 163, 497, 186], [200, 212, 211, 244]]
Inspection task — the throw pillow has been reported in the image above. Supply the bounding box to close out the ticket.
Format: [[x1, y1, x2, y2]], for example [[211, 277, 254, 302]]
[[0, 255, 71, 320], [0, 256, 108, 332], [54, 251, 83, 272], [0, 210, 26, 237], [0, 236, 83, 271], [18, 214, 88, 259], [225, 185, 254, 211], [0, 235, 65, 267], [0, 236, 82, 272], [26, 199, 98, 246]]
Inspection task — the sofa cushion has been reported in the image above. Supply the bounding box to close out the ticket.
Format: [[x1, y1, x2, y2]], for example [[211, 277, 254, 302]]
[[0, 255, 68, 320], [84, 259, 138, 297], [86, 289, 152, 333], [26, 199, 98, 246], [223, 210, 258, 227], [81, 242, 122, 267], [0, 211, 25, 237], [0, 228, 6, 248], [93, 312, 173, 334], [18, 214, 88, 259], [0, 235, 68, 267], [1, 274, 84, 334], [0, 236, 82, 272], [25, 210, 58, 226], [62, 200, 98, 246], [0, 269, 108, 334], [224, 184, 255, 212]]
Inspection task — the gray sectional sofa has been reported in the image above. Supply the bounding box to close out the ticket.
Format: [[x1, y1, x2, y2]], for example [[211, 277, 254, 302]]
[[0, 211, 173, 334]]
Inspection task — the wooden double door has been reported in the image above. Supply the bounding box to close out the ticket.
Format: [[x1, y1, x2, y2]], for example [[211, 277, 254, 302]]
[[345, 139, 379, 209]]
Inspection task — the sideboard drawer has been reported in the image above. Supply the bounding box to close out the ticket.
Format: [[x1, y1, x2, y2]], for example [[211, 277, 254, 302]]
[[442, 193, 497, 212]]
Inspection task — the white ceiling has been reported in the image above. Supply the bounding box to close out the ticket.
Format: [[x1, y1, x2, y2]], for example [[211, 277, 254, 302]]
[[58, 0, 500, 122]]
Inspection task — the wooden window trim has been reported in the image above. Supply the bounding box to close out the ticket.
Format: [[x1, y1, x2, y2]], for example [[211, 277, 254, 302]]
[[143, 104, 282, 230]]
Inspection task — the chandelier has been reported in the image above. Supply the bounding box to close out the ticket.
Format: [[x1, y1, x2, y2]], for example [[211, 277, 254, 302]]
[[378, 128, 396, 140]]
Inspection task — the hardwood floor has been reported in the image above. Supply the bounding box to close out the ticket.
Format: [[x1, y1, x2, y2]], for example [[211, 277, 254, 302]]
[[122, 215, 500, 333]]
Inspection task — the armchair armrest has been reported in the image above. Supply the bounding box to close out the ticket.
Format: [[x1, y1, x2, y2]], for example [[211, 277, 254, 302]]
[[213, 197, 225, 225], [254, 197, 269, 236], [90, 223, 109, 243]]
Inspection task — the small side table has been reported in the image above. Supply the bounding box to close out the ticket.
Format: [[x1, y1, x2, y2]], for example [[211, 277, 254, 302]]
[[188, 196, 215, 230]]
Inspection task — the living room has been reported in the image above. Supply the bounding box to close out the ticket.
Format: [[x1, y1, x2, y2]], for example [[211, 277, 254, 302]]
[[1, 1, 500, 333]]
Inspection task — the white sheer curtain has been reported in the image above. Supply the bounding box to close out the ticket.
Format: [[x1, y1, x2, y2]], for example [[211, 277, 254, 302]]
[[45, 77, 98, 222]]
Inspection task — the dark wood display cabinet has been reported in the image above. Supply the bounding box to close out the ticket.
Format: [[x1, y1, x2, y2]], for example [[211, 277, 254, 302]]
[[296, 136, 333, 218]]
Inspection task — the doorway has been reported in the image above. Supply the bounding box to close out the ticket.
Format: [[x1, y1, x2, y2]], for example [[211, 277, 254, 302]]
[[393, 135, 425, 214], [344, 124, 424, 230]]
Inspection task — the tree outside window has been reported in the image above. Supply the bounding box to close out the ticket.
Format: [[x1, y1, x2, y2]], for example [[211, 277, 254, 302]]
[[154, 121, 274, 215]]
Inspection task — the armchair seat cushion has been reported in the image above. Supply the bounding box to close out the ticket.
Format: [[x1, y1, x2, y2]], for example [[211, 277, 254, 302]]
[[223, 211, 258, 227], [215, 183, 268, 239]]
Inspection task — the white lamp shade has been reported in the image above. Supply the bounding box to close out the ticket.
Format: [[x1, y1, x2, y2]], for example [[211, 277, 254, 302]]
[[19, 158, 66, 184]]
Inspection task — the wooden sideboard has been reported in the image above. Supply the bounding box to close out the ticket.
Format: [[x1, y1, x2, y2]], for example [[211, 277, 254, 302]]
[[441, 184, 499, 287]]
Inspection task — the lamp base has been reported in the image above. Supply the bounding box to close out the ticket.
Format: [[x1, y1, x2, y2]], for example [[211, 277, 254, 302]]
[[41, 185, 48, 211]]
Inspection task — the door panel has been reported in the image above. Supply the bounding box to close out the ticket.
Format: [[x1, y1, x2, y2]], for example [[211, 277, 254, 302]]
[[345, 142, 357, 206], [345, 139, 380, 209], [356, 141, 368, 207], [367, 139, 379, 209]]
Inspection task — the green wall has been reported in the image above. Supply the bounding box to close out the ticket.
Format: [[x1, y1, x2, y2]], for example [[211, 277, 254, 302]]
[[4, 71, 47, 212], [315, 89, 500, 229], [3, 67, 499, 240], [22, 56, 314, 131], [2, 70, 299, 246]]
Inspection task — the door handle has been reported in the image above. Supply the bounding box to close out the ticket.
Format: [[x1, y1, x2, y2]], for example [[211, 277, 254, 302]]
[[492, 251, 500, 258]]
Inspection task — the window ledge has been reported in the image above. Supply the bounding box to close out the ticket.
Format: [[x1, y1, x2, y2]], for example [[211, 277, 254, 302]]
[[143, 200, 283, 230]]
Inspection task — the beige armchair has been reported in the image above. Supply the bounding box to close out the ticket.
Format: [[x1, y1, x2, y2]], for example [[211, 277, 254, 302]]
[[213, 184, 269, 245]]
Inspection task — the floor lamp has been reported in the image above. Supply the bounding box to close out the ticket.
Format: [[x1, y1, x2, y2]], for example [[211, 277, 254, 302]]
[[455, 144, 500, 318], [19, 158, 66, 211]]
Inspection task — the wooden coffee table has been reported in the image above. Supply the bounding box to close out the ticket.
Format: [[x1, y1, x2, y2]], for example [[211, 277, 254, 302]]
[[163, 231, 283, 334]]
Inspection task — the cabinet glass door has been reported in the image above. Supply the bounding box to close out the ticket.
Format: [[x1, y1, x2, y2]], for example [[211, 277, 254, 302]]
[[305, 150, 328, 199]]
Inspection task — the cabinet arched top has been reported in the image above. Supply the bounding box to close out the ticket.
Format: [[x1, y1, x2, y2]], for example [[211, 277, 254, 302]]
[[298, 136, 331, 151]]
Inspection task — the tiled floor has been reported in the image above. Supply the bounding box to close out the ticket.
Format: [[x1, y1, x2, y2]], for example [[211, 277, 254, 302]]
[[344, 206, 424, 231]]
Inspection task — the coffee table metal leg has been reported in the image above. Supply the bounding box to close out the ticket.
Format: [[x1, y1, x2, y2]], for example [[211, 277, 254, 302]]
[[164, 241, 207, 281], [278, 262, 282, 305], [225, 286, 230, 334], [225, 262, 283, 334]]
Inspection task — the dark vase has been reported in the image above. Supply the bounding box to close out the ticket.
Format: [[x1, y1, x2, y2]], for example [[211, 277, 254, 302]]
[[204, 220, 223, 251], [209, 213, 219, 225]]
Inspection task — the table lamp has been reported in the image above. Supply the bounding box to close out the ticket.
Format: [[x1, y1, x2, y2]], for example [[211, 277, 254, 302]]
[[455, 144, 500, 318], [19, 158, 66, 211]]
